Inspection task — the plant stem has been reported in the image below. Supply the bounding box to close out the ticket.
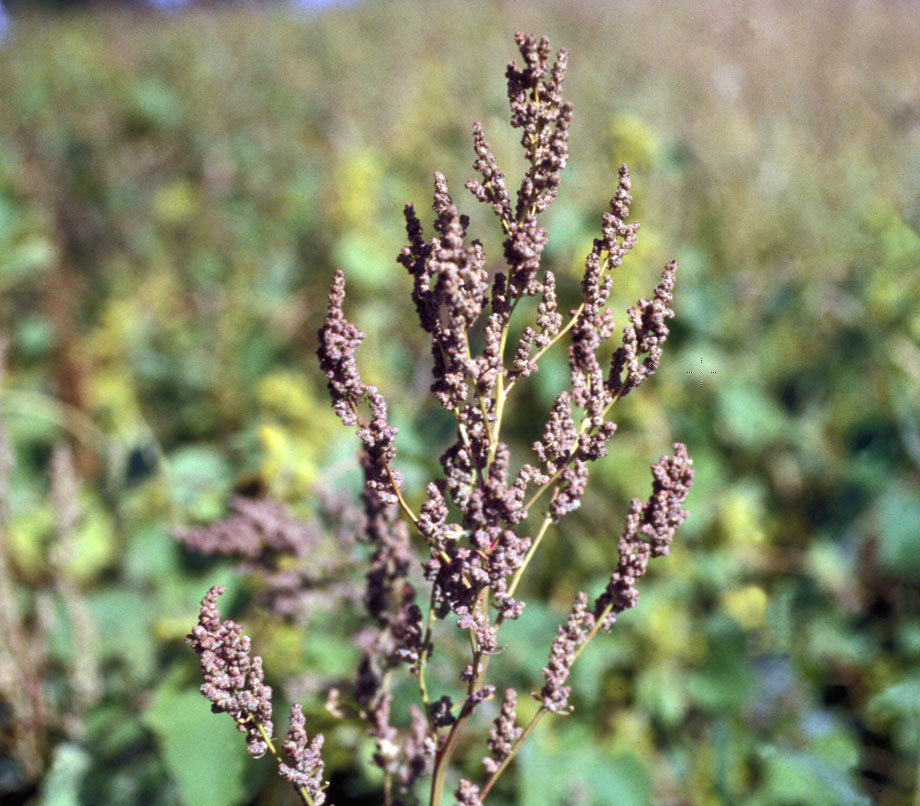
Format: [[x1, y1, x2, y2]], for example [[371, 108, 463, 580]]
[[479, 707, 547, 800], [255, 719, 316, 806]]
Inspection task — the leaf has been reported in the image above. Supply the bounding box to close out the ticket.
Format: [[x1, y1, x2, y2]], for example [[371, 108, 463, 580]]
[[0, 236, 55, 287], [39, 743, 92, 806], [868, 676, 920, 753], [332, 230, 396, 293], [757, 746, 869, 806], [686, 616, 754, 711], [128, 79, 186, 131], [166, 445, 233, 520], [876, 485, 920, 581], [85, 704, 148, 758], [517, 723, 650, 806], [716, 381, 788, 451], [123, 523, 184, 586], [86, 588, 157, 685], [143, 681, 253, 806]]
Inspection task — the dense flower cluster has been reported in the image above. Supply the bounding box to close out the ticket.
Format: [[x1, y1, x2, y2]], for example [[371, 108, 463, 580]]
[[186, 586, 275, 758], [593, 443, 695, 631], [539, 593, 595, 713], [310, 30, 693, 805], [609, 260, 677, 397], [187, 587, 331, 804], [279, 704, 329, 805], [318, 270, 401, 506], [175, 495, 360, 625], [454, 779, 484, 806], [173, 496, 314, 560], [483, 689, 522, 774]]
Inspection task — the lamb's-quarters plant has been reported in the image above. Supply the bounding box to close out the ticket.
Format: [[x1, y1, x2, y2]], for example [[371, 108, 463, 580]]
[[188, 32, 693, 806]]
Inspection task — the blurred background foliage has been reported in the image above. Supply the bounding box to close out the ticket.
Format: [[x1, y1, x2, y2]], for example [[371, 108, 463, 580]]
[[0, 1, 918, 804]]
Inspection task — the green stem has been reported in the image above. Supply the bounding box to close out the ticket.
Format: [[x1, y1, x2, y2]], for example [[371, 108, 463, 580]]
[[479, 707, 547, 800], [486, 295, 521, 469], [430, 586, 497, 805], [255, 719, 316, 806], [505, 508, 555, 605], [504, 301, 584, 397]]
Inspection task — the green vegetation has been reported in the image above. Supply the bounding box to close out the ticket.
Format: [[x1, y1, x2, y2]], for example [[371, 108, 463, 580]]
[[0, 2, 918, 804]]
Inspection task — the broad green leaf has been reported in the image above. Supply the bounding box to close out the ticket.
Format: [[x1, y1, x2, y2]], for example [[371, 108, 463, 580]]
[[518, 723, 650, 806], [86, 588, 156, 686], [39, 742, 91, 806], [143, 682, 253, 806]]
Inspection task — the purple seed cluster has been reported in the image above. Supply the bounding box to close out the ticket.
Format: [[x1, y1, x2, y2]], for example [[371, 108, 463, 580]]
[[187, 587, 330, 803], [593, 443, 695, 632], [483, 688, 522, 774]]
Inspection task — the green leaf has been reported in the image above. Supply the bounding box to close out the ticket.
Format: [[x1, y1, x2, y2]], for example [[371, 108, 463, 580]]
[[716, 381, 788, 451], [517, 724, 650, 806], [123, 523, 184, 586], [86, 588, 156, 686], [876, 486, 920, 581], [868, 676, 920, 752], [165, 445, 233, 520], [332, 230, 396, 293], [758, 746, 869, 806], [584, 751, 650, 806], [143, 682, 253, 806], [686, 617, 754, 711], [0, 236, 55, 286], [39, 743, 92, 806], [85, 704, 148, 758], [128, 80, 186, 131]]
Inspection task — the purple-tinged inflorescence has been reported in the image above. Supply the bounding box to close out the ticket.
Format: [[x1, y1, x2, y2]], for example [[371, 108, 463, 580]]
[[317, 270, 402, 507], [316, 269, 366, 427], [190, 30, 693, 806], [430, 695, 456, 728], [540, 592, 596, 713], [354, 461, 426, 776], [175, 494, 359, 625], [505, 32, 572, 220], [609, 260, 677, 397], [396, 704, 437, 801], [279, 704, 330, 805], [454, 778, 484, 806], [173, 496, 314, 560], [186, 586, 275, 757], [593, 443, 694, 631], [483, 688, 522, 774]]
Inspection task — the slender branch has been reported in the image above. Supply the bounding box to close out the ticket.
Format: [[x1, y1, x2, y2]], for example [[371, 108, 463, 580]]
[[504, 300, 583, 397], [479, 707, 547, 800], [347, 399, 419, 525], [255, 719, 316, 806], [504, 507, 555, 606]]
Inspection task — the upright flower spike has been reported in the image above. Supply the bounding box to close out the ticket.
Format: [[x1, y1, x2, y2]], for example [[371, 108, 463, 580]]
[[483, 688, 522, 774], [279, 704, 330, 805], [187, 587, 332, 806], [608, 260, 677, 397], [186, 586, 274, 758], [593, 443, 694, 631], [317, 269, 366, 427], [539, 593, 595, 713]]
